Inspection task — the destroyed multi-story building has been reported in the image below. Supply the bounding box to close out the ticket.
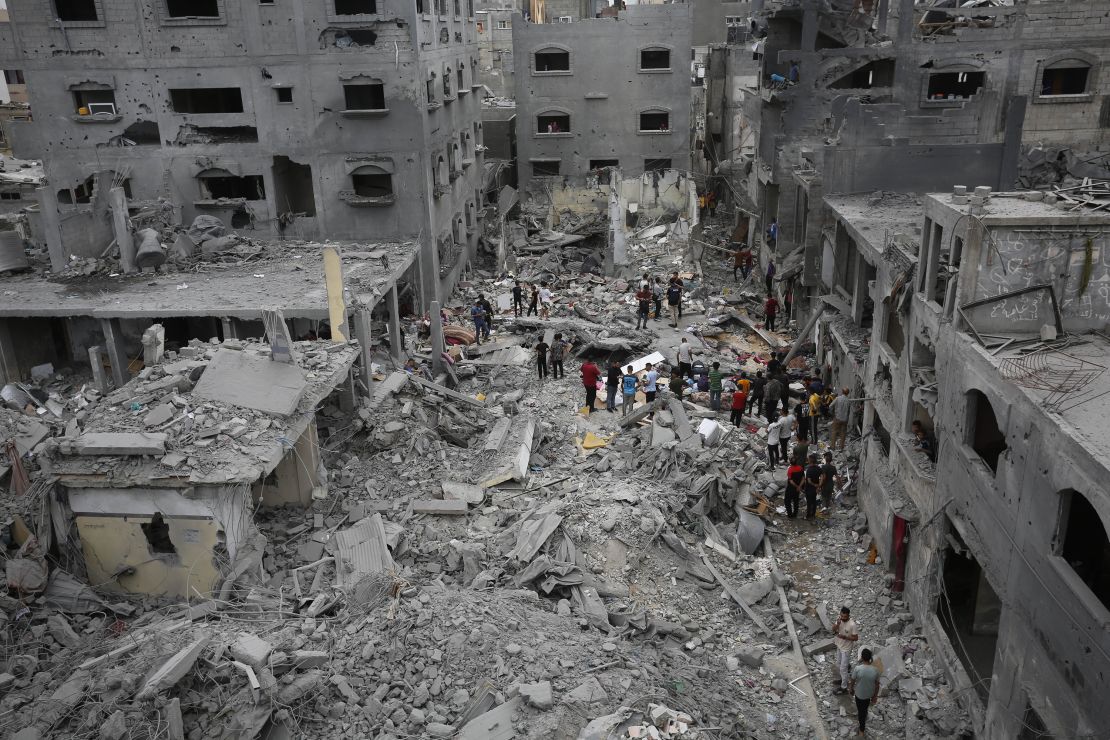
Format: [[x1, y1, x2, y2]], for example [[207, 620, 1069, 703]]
[[513, 4, 693, 192], [0, 0, 486, 299], [475, 3, 518, 98], [704, 0, 1110, 735]]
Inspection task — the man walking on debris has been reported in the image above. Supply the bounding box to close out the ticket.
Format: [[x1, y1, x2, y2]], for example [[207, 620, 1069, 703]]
[[605, 359, 621, 412], [470, 300, 488, 345], [708, 361, 724, 411], [676, 336, 694, 378], [785, 456, 804, 518], [635, 283, 652, 329], [527, 283, 539, 317], [669, 368, 685, 400], [830, 387, 851, 450], [478, 293, 494, 329], [549, 333, 567, 379], [833, 607, 861, 694], [765, 292, 780, 332], [851, 649, 881, 737], [535, 335, 550, 380], [666, 275, 683, 327], [580, 358, 601, 413], [621, 365, 639, 416], [511, 280, 524, 317], [804, 453, 822, 520]]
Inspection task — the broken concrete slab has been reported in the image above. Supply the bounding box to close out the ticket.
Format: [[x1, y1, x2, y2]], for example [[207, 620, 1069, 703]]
[[562, 676, 608, 706], [137, 635, 211, 699], [456, 696, 521, 740], [144, 403, 174, 428], [230, 632, 273, 668], [519, 680, 554, 709], [413, 499, 469, 515], [192, 348, 307, 416], [64, 432, 167, 456], [441, 481, 486, 505], [803, 637, 837, 657], [332, 514, 396, 587], [651, 421, 676, 447]]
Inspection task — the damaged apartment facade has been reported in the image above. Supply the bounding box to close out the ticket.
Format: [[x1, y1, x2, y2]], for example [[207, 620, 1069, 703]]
[[707, 0, 1110, 736], [0, 0, 487, 299]]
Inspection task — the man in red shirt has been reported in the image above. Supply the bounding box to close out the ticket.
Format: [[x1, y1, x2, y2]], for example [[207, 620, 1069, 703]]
[[785, 460, 804, 518], [580, 360, 602, 413], [765, 293, 780, 332], [729, 389, 748, 427]]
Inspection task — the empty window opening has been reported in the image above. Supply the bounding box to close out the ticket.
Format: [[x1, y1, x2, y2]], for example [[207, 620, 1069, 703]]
[[426, 74, 436, 104], [1041, 64, 1089, 96], [0, 192, 23, 201], [344, 83, 385, 110], [1057, 490, 1110, 612], [1018, 705, 1053, 740], [927, 71, 984, 100], [338, 29, 377, 45], [535, 50, 569, 72], [272, 156, 316, 216], [644, 158, 671, 172], [537, 113, 569, 134], [640, 48, 671, 70], [454, 0, 460, 15], [937, 531, 999, 702], [122, 120, 161, 145], [335, 0, 376, 13], [884, 303, 905, 358], [830, 59, 896, 89], [966, 389, 1006, 473], [352, 171, 393, 197], [457, 66, 465, 91], [275, 87, 293, 103], [497, 19, 510, 29], [199, 173, 265, 200], [57, 174, 117, 205], [640, 111, 670, 131], [532, 161, 560, 176], [174, 125, 258, 145], [4, 70, 25, 86], [872, 410, 891, 456], [73, 89, 117, 116], [170, 88, 244, 114], [230, 207, 252, 228], [141, 513, 177, 554], [55, 0, 99, 22], [443, 68, 453, 97], [166, 0, 220, 18]]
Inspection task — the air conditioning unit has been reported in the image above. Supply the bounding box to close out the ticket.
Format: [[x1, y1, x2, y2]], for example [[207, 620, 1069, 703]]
[[558, 15, 572, 22]]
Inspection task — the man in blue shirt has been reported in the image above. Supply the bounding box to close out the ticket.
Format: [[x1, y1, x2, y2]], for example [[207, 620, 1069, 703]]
[[621, 366, 639, 416]]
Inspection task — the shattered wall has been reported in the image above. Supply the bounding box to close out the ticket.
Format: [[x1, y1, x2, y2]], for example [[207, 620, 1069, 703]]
[[476, 9, 518, 98], [512, 4, 693, 193]]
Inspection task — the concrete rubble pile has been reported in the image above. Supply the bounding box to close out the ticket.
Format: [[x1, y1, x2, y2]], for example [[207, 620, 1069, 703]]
[[0, 213, 971, 740]]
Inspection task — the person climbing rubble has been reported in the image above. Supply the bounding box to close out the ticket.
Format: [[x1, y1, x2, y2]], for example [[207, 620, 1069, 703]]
[[830, 387, 852, 450]]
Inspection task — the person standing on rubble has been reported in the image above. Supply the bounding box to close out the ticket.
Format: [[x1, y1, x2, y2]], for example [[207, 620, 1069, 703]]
[[605, 359, 621, 412], [635, 283, 652, 329], [794, 401, 810, 444], [820, 452, 840, 512], [778, 408, 795, 464], [764, 373, 782, 421], [748, 370, 765, 415], [766, 413, 783, 467], [792, 429, 810, 468], [549, 333, 567, 379], [764, 292, 780, 332], [643, 362, 659, 404], [527, 283, 539, 317], [478, 293, 495, 330], [470, 300, 489, 345], [652, 276, 665, 320], [512, 280, 524, 317], [804, 453, 822, 520], [538, 282, 554, 320], [785, 456, 804, 518], [707, 190, 717, 217], [808, 385, 823, 443], [766, 218, 778, 249], [580, 358, 602, 413], [698, 192, 707, 219], [621, 365, 639, 416], [708, 361, 724, 411], [535, 335, 550, 380], [729, 385, 747, 427], [851, 649, 881, 737], [668, 368, 685, 400], [666, 277, 683, 328], [765, 258, 776, 294], [833, 607, 861, 694], [830, 387, 851, 450], [676, 337, 694, 378]]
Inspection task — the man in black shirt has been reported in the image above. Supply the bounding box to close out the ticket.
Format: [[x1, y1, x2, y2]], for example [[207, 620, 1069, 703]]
[[605, 359, 621, 412], [804, 454, 822, 520], [820, 452, 839, 512], [511, 281, 524, 317], [534, 337, 549, 380], [748, 371, 765, 415]]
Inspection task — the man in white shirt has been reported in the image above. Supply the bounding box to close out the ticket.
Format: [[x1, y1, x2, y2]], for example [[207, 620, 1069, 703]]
[[538, 282, 553, 320], [676, 337, 694, 378], [643, 363, 659, 403], [833, 606, 860, 692], [766, 416, 783, 467], [830, 387, 851, 450]]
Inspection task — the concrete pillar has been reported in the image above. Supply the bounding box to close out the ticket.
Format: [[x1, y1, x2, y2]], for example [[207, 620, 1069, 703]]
[[429, 300, 445, 376], [800, 8, 818, 52], [999, 95, 1027, 191], [852, 256, 868, 326], [353, 308, 375, 395], [387, 284, 403, 361], [609, 174, 628, 269], [877, 0, 889, 34], [35, 187, 66, 273], [923, 234, 940, 305], [221, 317, 239, 339], [141, 324, 165, 366], [0, 319, 20, 385], [100, 318, 130, 388], [109, 187, 137, 273], [88, 345, 109, 394], [322, 246, 349, 341]]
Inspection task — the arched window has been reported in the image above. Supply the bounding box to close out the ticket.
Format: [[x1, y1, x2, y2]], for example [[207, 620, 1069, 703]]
[[1056, 489, 1110, 612], [452, 215, 464, 243], [350, 165, 392, 198], [639, 109, 670, 132], [537, 110, 570, 134], [1041, 59, 1092, 96], [449, 142, 460, 177], [443, 66, 453, 97], [197, 168, 265, 200], [639, 47, 671, 71], [965, 389, 1006, 473], [533, 47, 570, 73]]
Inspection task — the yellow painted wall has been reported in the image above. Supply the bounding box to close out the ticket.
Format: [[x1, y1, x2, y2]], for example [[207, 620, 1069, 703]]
[[75, 515, 223, 599], [251, 422, 320, 508]]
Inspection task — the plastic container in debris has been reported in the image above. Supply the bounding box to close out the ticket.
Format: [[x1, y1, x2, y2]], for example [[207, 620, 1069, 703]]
[[0, 231, 29, 273]]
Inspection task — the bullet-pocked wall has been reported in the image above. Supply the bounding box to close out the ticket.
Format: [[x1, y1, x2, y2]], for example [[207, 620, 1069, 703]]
[[512, 4, 693, 193], [0, 0, 486, 302]]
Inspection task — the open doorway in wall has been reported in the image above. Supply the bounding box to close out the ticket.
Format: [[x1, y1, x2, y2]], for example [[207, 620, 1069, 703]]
[[271, 156, 316, 217], [937, 525, 999, 702]]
